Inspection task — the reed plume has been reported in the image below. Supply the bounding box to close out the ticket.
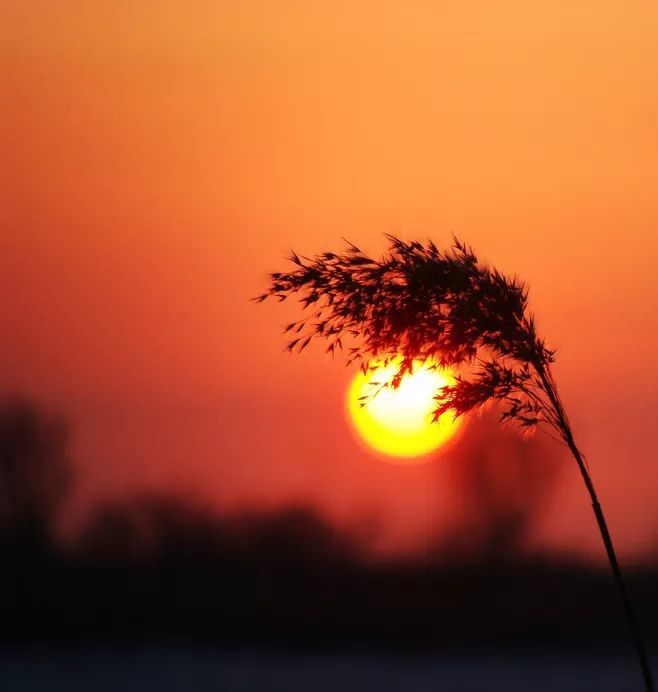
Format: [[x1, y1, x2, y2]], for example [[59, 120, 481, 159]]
[[256, 235, 654, 691]]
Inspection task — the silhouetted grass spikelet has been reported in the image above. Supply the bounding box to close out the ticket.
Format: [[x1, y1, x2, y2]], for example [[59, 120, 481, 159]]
[[257, 236, 555, 435], [257, 234, 656, 690]]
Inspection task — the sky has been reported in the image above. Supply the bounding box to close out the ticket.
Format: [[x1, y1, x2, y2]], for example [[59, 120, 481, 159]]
[[1, 0, 658, 560]]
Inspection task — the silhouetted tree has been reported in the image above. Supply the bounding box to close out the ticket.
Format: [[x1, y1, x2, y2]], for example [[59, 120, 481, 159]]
[[81, 496, 358, 568], [80, 495, 231, 564], [258, 236, 654, 690], [439, 413, 562, 563], [221, 504, 358, 567], [0, 399, 71, 560]]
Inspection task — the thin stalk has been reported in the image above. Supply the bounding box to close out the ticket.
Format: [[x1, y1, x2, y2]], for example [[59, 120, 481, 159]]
[[567, 439, 655, 692], [537, 364, 655, 692]]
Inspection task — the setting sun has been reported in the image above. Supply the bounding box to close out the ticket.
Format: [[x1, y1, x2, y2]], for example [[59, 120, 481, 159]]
[[346, 358, 462, 460]]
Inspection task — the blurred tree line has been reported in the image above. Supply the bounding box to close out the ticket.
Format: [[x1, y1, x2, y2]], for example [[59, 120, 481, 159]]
[[0, 397, 655, 647]]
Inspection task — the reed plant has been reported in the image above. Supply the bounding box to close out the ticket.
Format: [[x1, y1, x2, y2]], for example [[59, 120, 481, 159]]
[[256, 236, 654, 690]]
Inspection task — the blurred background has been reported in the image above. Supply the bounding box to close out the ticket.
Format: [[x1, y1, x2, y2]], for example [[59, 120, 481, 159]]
[[1, 1, 657, 690]]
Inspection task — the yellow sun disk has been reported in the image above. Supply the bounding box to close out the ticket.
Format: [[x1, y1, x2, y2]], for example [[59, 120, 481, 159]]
[[347, 360, 461, 459]]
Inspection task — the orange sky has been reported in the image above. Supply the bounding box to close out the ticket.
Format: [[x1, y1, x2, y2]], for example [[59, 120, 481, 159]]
[[2, 1, 658, 560]]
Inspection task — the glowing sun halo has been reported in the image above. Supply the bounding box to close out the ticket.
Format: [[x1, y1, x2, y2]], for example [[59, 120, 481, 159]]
[[347, 358, 462, 460]]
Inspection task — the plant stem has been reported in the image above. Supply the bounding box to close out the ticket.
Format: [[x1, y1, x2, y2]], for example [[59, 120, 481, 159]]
[[536, 364, 655, 691], [565, 438, 655, 692]]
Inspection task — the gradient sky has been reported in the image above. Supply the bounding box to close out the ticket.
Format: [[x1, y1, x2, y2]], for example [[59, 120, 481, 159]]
[[2, 1, 658, 560]]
